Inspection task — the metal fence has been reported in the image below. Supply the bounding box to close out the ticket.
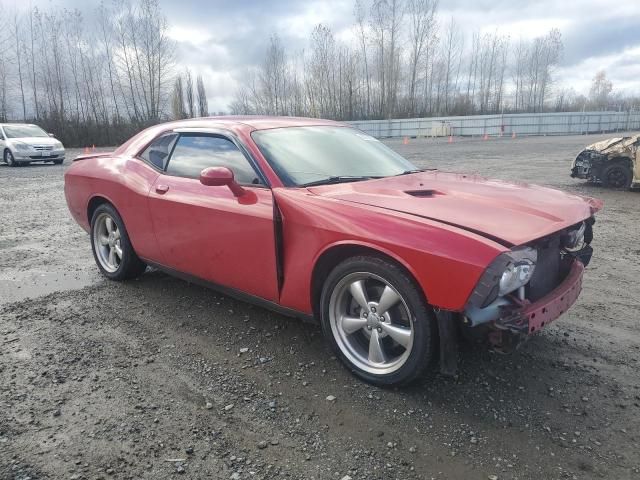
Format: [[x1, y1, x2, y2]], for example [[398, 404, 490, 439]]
[[347, 111, 640, 139]]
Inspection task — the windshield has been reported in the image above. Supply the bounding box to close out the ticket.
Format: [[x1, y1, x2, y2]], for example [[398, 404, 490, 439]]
[[251, 126, 418, 186], [3, 125, 49, 139]]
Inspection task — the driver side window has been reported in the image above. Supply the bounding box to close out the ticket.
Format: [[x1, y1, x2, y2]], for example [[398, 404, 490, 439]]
[[166, 134, 263, 185]]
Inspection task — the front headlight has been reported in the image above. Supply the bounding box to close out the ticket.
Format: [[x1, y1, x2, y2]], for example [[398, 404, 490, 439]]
[[465, 246, 538, 310], [54, 141, 64, 149], [499, 260, 535, 295], [13, 142, 32, 151], [498, 247, 537, 296], [561, 222, 585, 251]]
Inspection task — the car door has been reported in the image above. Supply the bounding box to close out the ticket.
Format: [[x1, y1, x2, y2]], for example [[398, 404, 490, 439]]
[[147, 130, 279, 302], [0, 127, 6, 154]]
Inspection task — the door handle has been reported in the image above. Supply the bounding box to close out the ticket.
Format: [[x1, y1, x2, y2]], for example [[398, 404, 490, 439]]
[[155, 184, 169, 194]]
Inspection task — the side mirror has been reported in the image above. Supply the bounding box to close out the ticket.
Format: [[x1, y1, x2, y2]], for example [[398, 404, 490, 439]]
[[48, 133, 56, 137], [200, 167, 245, 197]]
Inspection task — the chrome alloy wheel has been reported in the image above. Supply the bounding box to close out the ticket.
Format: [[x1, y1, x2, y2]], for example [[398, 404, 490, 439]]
[[329, 272, 414, 375], [92, 213, 122, 273]]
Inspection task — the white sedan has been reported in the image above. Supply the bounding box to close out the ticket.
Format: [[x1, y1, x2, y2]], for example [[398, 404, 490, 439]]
[[0, 123, 65, 166]]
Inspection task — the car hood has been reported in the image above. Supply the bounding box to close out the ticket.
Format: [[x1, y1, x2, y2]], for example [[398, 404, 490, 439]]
[[308, 171, 603, 246], [8, 137, 60, 146]]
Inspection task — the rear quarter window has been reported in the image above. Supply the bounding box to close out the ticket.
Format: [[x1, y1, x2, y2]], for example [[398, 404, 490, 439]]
[[139, 133, 178, 170]]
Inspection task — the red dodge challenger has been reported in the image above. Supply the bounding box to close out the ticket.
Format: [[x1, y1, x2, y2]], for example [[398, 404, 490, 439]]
[[64, 117, 602, 385]]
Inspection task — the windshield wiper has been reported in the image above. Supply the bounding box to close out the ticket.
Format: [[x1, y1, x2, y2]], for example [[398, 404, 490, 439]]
[[396, 169, 424, 176], [301, 176, 381, 187]]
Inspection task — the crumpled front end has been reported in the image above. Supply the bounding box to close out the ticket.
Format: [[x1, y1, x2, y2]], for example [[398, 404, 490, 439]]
[[462, 217, 596, 352], [571, 134, 639, 187], [571, 149, 608, 181]]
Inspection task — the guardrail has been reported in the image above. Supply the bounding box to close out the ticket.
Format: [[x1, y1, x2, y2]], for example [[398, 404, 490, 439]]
[[347, 111, 640, 138]]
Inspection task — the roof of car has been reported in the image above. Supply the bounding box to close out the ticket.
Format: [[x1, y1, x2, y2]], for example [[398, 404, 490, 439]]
[[115, 116, 348, 156], [168, 115, 344, 131]]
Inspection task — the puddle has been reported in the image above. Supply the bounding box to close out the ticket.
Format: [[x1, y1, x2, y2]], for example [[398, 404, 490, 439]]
[[0, 270, 101, 306]]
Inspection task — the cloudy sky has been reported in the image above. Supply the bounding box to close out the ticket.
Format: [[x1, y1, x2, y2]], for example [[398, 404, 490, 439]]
[[26, 0, 640, 112]]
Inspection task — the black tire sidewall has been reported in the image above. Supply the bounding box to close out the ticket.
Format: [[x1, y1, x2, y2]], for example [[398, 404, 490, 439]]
[[5, 150, 15, 166], [90, 204, 145, 280], [319, 255, 436, 386], [603, 162, 632, 189]]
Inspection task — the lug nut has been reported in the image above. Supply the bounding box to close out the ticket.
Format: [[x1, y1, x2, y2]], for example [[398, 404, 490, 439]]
[[371, 307, 377, 313], [377, 327, 382, 333], [363, 313, 368, 318]]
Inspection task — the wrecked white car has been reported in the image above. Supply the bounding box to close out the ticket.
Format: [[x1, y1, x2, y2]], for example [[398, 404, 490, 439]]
[[571, 134, 639, 189]]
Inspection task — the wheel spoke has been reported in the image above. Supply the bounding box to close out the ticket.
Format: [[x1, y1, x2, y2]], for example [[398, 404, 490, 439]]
[[105, 217, 114, 233], [368, 329, 387, 364], [376, 285, 401, 315], [349, 280, 370, 311], [379, 323, 412, 348], [114, 245, 123, 259], [340, 315, 367, 335], [99, 235, 109, 246], [108, 247, 116, 266]]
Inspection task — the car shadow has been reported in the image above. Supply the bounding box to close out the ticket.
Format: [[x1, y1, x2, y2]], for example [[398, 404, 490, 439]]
[[127, 268, 595, 405]]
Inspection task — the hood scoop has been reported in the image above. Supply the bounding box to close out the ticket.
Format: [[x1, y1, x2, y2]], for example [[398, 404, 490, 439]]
[[405, 189, 442, 198]]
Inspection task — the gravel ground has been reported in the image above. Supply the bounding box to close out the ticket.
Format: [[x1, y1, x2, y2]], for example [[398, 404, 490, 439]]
[[1, 136, 639, 480]]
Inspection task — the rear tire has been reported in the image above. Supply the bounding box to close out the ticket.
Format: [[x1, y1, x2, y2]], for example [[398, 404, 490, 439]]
[[602, 161, 632, 189], [319, 255, 437, 386], [90, 203, 146, 281]]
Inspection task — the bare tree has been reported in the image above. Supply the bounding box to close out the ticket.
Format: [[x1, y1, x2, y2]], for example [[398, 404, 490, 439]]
[[0, 15, 7, 121], [171, 76, 186, 119], [354, 0, 372, 117], [308, 24, 338, 118], [511, 38, 527, 112], [589, 70, 613, 110], [184, 69, 195, 117], [441, 17, 463, 113], [12, 12, 27, 120], [406, 0, 437, 116], [196, 75, 209, 117], [261, 34, 288, 115], [97, 2, 122, 121]]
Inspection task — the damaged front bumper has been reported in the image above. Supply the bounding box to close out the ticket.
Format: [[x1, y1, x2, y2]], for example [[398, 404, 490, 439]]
[[462, 216, 595, 350], [571, 150, 607, 180], [493, 258, 584, 335]]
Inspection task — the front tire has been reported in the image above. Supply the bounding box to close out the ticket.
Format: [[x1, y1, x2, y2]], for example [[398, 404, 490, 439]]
[[90, 203, 146, 280], [320, 256, 437, 386], [602, 161, 632, 189], [4, 149, 16, 167]]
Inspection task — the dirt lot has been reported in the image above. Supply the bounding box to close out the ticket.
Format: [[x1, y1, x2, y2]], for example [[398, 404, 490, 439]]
[[1, 135, 639, 480]]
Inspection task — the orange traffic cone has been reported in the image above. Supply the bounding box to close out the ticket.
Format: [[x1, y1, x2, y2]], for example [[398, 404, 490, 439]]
[[92, 144, 96, 151], [84, 147, 89, 154], [512, 131, 517, 139], [403, 136, 409, 145], [448, 135, 453, 143], [483, 133, 489, 141]]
